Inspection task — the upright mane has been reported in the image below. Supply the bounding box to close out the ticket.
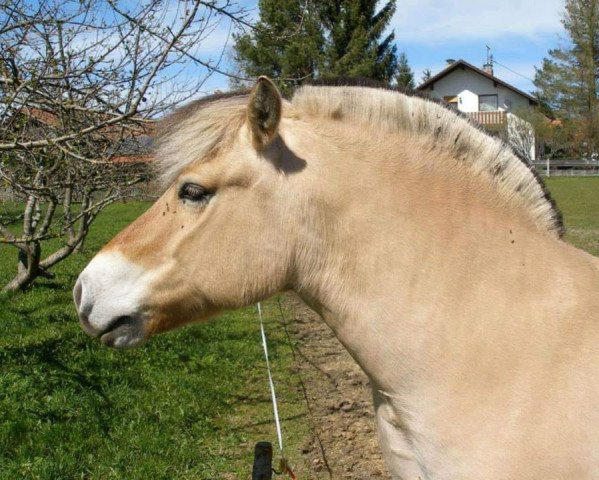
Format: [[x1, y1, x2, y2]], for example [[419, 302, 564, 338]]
[[292, 85, 564, 238], [156, 84, 564, 238]]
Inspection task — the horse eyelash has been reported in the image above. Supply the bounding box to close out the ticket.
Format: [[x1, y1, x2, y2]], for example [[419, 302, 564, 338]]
[[179, 183, 213, 203]]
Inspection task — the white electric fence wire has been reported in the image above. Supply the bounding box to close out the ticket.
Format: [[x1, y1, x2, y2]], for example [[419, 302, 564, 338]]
[[257, 302, 284, 453]]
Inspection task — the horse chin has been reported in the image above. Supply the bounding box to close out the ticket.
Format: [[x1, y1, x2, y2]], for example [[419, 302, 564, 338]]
[[99, 317, 147, 349]]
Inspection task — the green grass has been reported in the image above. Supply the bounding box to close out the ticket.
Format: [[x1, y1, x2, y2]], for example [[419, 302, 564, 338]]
[[0, 202, 311, 479], [546, 177, 599, 255], [0, 178, 597, 479]]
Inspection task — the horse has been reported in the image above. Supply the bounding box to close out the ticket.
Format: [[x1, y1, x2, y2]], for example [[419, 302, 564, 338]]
[[74, 77, 599, 479]]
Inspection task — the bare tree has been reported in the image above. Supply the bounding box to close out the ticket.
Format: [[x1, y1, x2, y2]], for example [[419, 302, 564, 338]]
[[0, 0, 249, 291], [504, 107, 580, 164], [505, 112, 537, 164]]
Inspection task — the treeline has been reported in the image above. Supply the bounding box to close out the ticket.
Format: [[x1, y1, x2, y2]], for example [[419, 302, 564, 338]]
[[534, 0, 599, 158], [232, 0, 415, 93]]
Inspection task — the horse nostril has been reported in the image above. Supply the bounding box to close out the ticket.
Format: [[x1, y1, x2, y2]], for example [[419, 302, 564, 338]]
[[73, 278, 83, 311], [78, 312, 96, 336]]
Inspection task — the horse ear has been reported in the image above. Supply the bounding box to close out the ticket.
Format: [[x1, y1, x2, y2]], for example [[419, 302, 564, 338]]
[[247, 76, 282, 149]]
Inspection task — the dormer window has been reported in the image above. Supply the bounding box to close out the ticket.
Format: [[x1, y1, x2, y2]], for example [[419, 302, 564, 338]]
[[479, 94, 498, 111]]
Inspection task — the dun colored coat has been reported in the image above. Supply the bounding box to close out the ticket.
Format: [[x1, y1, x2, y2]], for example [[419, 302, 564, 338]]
[[74, 78, 599, 480]]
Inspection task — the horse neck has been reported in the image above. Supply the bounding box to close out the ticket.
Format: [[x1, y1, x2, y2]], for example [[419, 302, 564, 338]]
[[291, 128, 551, 391]]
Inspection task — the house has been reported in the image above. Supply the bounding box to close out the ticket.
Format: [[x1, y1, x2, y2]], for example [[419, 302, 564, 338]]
[[16, 106, 154, 164], [417, 59, 538, 161], [2, 106, 158, 201]]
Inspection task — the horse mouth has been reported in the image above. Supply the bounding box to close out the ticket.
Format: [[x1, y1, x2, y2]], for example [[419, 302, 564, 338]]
[[99, 315, 146, 348]]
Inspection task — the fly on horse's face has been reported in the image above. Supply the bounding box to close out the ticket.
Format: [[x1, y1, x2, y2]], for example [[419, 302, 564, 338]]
[[73, 78, 298, 348]]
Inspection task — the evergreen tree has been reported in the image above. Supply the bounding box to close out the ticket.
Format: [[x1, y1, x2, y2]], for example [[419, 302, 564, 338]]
[[319, 0, 398, 82], [233, 0, 399, 89], [232, 0, 323, 92], [534, 0, 599, 155], [395, 52, 415, 89]]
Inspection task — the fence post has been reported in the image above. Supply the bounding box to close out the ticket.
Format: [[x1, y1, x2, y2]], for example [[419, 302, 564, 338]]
[[252, 442, 273, 480]]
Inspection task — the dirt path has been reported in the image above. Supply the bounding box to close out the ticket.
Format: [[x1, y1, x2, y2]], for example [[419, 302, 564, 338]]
[[283, 294, 391, 479]]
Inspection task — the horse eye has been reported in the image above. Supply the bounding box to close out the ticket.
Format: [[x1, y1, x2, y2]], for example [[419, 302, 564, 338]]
[[179, 183, 211, 203]]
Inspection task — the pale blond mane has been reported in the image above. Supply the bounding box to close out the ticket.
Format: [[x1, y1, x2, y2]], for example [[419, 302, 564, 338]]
[[157, 86, 564, 238], [292, 85, 563, 238], [156, 93, 249, 187]]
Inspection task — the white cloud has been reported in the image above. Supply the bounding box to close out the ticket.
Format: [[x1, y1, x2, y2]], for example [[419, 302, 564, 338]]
[[393, 0, 564, 44]]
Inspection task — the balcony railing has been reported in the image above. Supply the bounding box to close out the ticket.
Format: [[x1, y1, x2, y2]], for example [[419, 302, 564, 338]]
[[467, 111, 507, 126]]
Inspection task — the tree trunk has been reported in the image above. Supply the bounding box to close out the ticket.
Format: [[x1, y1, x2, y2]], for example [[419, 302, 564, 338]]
[[17, 249, 28, 276], [2, 241, 42, 292], [74, 236, 86, 253], [2, 269, 37, 292]]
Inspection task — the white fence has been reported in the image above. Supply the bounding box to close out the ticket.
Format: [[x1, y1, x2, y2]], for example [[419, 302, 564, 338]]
[[532, 159, 599, 177]]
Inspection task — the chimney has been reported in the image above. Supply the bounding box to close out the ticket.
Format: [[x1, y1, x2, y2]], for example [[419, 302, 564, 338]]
[[446, 58, 456, 65]]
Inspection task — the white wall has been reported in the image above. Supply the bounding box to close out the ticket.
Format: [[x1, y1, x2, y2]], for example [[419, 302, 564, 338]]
[[421, 68, 538, 160], [422, 68, 532, 113], [459, 90, 479, 112]]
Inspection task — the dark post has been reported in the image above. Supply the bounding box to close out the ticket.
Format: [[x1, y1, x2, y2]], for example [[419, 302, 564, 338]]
[[252, 442, 273, 480]]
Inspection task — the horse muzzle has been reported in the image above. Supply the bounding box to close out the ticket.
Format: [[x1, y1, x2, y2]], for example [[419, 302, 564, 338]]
[[73, 252, 153, 348]]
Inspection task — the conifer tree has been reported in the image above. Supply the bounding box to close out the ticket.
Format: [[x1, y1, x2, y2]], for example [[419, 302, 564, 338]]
[[534, 0, 599, 155], [396, 52, 415, 89], [319, 0, 398, 82], [232, 0, 323, 92], [233, 0, 400, 88]]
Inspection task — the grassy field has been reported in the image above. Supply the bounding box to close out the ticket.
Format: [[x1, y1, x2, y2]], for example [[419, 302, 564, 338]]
[[0, 202, 312, 480], [545, 177, 599, 256], [0, 177, 597, 479]]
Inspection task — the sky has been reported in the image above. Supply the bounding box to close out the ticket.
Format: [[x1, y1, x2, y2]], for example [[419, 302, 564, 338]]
[[394, 0, 566, 92], [197, 0, 568, 95]]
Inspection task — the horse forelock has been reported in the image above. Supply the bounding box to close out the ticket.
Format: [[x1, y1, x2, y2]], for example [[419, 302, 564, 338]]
[[155, 91, 250, 187]]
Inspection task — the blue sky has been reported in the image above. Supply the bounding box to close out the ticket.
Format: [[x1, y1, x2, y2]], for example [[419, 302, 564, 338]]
[[394, 0, 566, 93], [199, 0, 568, 95]]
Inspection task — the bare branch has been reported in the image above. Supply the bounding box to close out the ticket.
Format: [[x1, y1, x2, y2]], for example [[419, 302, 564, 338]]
[[0, 0, 252, 290]]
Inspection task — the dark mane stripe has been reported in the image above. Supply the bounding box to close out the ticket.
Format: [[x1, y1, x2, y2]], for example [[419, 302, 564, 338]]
[[293, 84, 565, 238], [155, 81, 564, 238]]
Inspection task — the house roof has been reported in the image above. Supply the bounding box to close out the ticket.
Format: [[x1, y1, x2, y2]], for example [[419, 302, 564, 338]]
[[417, 59, 538, 105], [17, 106, 155, 163]]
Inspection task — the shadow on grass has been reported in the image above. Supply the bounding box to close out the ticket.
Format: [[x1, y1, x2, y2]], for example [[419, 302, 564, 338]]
[[1, 335, 114, 435], [42, 358, 114, 436], [227, 412, 308, 433], [0, 293, 75, 321]]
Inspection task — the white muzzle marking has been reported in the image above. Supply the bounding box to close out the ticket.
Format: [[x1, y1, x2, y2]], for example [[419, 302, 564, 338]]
[[74, 252, 154, 348]]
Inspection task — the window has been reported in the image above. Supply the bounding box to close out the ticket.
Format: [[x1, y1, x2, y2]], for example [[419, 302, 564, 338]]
[[443, 95, 459, 110], [479, 94, 498, 112]]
